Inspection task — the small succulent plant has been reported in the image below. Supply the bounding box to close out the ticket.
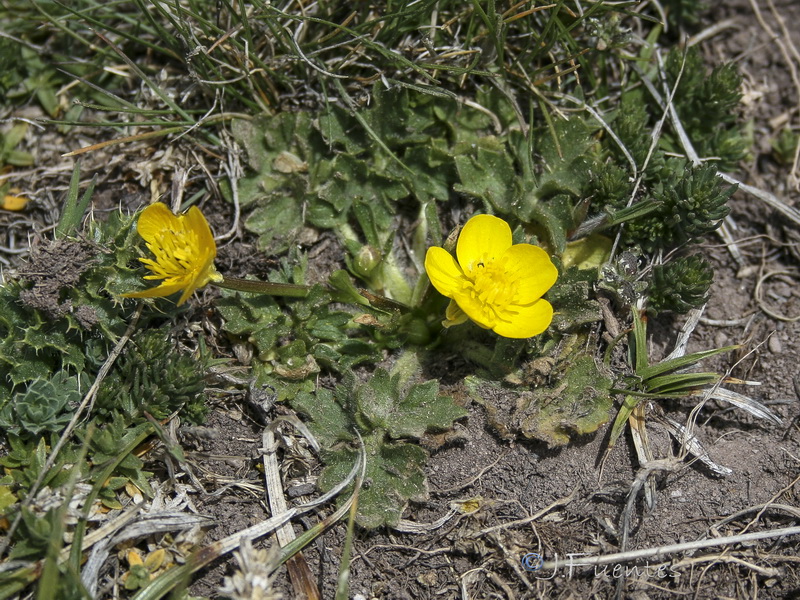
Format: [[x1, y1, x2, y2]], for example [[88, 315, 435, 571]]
[[648, 254, 714, 314], [0, 372, 81, 437]]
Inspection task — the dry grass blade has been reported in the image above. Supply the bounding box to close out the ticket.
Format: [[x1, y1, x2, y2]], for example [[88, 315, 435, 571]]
[[640, 48, 800, 230], [716, 218, 747, 268], [609, 48, 684, 259], [628, 403, 657, 509], [61, 127, 185, 158], [712, 503, 800, 534], [551, 90, 638, 177], [663, 305, 705, 362], [755, 269, 800, 322], [393, 510, 458, 534], [130, 430, 366, 600], [718, 173, 800, 228], [479, 487, 579, 536], [81, 510, 214, 596], [263, 422, 320, 600], [618, 458, 684, 555], [656, 414, 733, 476], [711, 472, 800, 538], [540, 525, 800, 571], [701, 387, 783, 426]]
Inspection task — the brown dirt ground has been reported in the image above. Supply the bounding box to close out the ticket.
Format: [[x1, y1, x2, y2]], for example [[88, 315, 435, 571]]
[[3, 1, 800, 599]]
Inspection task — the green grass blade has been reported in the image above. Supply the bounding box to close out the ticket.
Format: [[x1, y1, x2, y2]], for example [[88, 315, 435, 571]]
[[55, 162, 92, 238], [646, 372, 722, 395], [53, 0, 180, 60], [637, 345, 739, 381], [89, 30, 210, 141], [630, 309, 649, 373], [608, 394, 640, 450], [38, 435, 94, 600], [334, 486, 359, 600]]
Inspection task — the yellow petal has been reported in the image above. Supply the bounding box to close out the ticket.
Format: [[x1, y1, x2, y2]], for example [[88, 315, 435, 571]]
[[136, 203, 179, 244], [456, 214, 512, 271], [177, 275, 203, 305], [1, 195, 28, 211], [493, 298, 554, 339], [425, 246, 467, 298], [185, 205, 216, 259], [443, 300, 469, 328], [123, 281, 186, 300], [502, 243, 558, 301], [178, 256, 220, 303], [453, 294, 495, 330]]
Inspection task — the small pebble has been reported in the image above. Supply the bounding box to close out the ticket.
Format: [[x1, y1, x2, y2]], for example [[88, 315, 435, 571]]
[[715, 332, 728, 348], [768, 334, 782, 354], [287, 483, 316, 498]]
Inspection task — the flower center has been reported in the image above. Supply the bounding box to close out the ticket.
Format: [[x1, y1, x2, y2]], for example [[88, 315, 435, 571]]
[[147, 228, 200, 279], [463, 256, 519, 325]]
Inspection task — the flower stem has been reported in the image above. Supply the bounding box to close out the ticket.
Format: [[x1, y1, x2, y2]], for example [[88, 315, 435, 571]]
[[214, 276, 311, 298]]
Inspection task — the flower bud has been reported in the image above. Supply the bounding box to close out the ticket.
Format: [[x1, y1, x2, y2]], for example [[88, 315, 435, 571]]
[[353, 245, 382, 278]]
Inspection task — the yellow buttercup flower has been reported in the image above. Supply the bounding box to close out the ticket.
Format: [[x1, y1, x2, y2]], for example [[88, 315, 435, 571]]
[[425, 214, 557, 339], [123, 202, 223, 305]]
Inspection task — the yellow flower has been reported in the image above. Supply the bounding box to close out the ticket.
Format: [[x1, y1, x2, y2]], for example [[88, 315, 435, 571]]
[[1, 194, 28, 211], [425, 214, 557, 339], [123, 202, 223, 305]]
